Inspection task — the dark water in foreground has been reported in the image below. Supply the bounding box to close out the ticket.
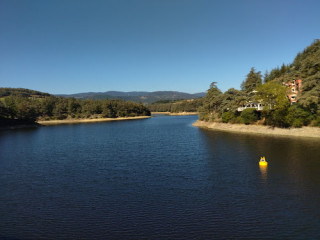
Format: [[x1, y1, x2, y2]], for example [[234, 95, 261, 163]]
[[1, 115, 320, 239]]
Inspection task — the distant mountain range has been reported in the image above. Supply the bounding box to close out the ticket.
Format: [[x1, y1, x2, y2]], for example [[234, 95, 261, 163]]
[[56, 91, 206, 104]]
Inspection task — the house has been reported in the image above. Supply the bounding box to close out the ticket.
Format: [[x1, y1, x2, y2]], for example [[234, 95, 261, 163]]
[[283, 79, 302, 104], [237, 79, 303, 112], [237, 102, 263, 112]]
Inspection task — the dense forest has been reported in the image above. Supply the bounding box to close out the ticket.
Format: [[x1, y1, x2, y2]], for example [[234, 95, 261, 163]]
[[58, 91, 206, 104], [0, 88, 150, 126], [148, 98, 203, 113], [199, 40, 320, 128]]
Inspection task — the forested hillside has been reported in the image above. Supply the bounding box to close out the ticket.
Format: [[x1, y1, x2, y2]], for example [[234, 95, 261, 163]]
[[148, 98, 203, 113], [199, 40, 320, 128], [0, 88, 150, 126], [58, 91, 206, 104], [0, 88, 51, 98]]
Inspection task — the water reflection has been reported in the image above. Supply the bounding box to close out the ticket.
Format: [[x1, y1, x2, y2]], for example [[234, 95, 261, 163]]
[[259, 165, 268, 182]]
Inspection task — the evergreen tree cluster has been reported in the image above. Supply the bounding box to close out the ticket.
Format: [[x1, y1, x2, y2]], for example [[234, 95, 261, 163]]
[[263, 40, 320, 113], [199, 40, 320, 128], [148, 98, 203, 113], [264, 64, 292, 83], [0, 89, 151, 126]]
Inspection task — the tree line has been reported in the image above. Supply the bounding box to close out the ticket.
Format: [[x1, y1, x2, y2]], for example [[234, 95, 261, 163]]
[[199, 40, 320, 128], [0, 89, 151, 126], [148, 98, 203, 113]]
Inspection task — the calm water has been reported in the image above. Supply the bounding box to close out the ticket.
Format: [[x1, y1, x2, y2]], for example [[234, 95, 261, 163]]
[[1, 115, 320, 239]]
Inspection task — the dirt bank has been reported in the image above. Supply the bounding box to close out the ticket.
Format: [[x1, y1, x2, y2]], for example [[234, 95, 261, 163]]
[[151, 112, 198, 116], [193, 120, 320, 139], [38, 116, 151, 125]]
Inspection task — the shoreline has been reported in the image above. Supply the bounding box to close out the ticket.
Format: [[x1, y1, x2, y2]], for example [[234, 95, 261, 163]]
[[152, 112, 198, 116], [193, 120, 320, 139], [0, 123, 41, 130], [38, 116, 151, 125]]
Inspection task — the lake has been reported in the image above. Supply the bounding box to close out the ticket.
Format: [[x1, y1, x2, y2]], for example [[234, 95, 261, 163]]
[[1, 115, 320, 239]]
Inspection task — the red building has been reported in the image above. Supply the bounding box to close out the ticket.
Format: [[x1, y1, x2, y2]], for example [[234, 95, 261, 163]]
[[283, 79, 302, 104]]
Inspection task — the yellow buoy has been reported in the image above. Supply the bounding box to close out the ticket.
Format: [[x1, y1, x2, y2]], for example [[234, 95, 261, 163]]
[[259, 156, 268, 166]]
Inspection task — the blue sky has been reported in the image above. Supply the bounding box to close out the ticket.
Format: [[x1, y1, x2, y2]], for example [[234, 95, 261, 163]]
[[1, 0, 319, 94]]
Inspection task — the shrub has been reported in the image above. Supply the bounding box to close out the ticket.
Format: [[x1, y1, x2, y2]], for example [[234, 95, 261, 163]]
[[231, 116, 243, 124], [310, 116, 320, 127], [263, 108, 290, 128], [222, 112, 235, 123], [292, 119, 304, 128], [240, 108, 258, 124], [198, 112, 209, 121], [286, 105, 312, 127]]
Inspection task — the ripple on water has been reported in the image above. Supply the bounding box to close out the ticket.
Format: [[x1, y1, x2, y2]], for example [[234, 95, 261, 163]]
[[1, 116, 320, 239]]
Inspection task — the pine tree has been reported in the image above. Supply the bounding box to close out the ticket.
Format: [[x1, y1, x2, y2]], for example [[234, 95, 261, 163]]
[[264, 70, 270, 83], [241, 67, 262, 93]]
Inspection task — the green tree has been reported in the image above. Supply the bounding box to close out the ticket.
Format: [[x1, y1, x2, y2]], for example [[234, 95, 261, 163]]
[[263, 70, 270, 83], [240, 108, 259, 124], [222, 111, 235, 123], [0, 101, 8, 118], [256, 81, 290, 127], [4, 96, 18, 119], [298, 73, 320, 116], [219, 88, 246, 113], [241, 67, 262, 93], [102, 102, 116, 118], [255, 82, 288, 110], [40, 96, 56, 117], [199, 82, 223, 121], [68, 98, 82, 116], [16, 99, 40, 122], [53, 98, 68, 119], [285, 105, 312, 127]]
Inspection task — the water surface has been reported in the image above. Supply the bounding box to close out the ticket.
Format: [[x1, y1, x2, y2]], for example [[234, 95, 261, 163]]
[[1, 116, 320, 239]]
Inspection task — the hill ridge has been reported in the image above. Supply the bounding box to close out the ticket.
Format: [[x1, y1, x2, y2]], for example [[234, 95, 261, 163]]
[[56, 91, 206, 104]]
